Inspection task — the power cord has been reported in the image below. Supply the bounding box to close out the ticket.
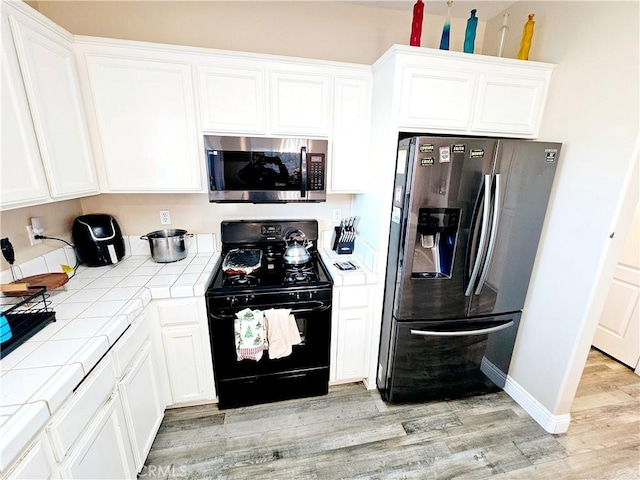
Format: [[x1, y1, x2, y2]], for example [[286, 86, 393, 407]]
[[34, 235, 80, 279]]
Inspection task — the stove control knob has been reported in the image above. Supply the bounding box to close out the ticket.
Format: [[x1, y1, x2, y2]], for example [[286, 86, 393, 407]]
[[227, 296, 238, 307]]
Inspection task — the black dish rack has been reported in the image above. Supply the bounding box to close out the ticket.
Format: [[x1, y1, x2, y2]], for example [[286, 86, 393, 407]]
[[1, 287, 56, 359]]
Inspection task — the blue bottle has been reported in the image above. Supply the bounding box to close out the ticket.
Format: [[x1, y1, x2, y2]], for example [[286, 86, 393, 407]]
[[439, 0, 453, 50], [464, 9, 478, 53]]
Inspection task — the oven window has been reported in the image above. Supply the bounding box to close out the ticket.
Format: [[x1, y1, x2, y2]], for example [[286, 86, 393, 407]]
[[210, 150, 302, 190]]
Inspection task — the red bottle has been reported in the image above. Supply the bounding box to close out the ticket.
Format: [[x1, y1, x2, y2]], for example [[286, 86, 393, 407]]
[[410, 0, 424, 46]]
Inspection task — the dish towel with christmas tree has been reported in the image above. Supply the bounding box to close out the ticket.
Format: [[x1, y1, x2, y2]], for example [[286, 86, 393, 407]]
[[234, 308, 268, 361]]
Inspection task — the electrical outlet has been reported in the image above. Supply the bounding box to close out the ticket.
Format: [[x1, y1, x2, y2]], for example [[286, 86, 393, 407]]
[[159, 210, 171, 225], [332, 209, 342, 223], [26, 225, 42, 246]]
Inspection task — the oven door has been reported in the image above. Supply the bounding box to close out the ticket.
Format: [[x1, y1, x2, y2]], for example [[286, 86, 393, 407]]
[[208, 297, 332, 408]]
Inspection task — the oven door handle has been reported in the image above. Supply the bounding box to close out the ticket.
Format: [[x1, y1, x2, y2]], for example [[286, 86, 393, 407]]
[[209, 300, 331, 320]]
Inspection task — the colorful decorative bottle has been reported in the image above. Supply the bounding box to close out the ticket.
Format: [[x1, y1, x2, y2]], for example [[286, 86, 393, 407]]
[[410, 0, 424, 47], [518, 13, 535, 60], [496, 13, 509, 57], [439, 0, 453, 50], [463, 9, 478, 53]]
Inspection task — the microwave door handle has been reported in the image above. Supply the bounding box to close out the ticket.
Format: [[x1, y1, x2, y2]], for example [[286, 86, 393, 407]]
[[300, 146, 307, 197]]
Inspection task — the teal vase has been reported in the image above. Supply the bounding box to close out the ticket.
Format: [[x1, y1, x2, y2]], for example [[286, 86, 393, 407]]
[[464, 9, 478, 53]]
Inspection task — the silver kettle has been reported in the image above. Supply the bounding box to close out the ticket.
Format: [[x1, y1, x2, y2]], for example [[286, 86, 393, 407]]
[[283, 230, 311, 265]]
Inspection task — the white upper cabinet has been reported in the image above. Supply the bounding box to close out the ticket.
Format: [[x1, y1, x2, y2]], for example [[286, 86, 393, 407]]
[[472, 72, 548, 135], [75, 42, 201, 192], [0, 1, 98, 210], [383, 45, 554, 138], [330, 74, 372, 193], [1, 34, 50, 208], [399, 65, 476, 131], [198, 64, 266, 134], [269, 70, 331, 136]]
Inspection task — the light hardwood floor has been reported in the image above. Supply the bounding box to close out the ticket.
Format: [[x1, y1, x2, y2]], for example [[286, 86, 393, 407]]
[[141, 349, 640, 479]]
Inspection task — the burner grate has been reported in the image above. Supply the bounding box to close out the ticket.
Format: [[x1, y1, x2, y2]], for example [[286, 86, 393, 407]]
[[223, 273, 260, 287], [284, 264, 319, 284]]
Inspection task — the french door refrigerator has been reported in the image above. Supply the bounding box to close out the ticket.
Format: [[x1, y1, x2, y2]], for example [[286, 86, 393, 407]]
[[377, 135, 561, 403]]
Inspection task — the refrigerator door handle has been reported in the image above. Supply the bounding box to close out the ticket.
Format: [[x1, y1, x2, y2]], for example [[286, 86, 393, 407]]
[[410, 320, 514, 337], [475, 173, 502, 295], [465, 174, 492, 296]]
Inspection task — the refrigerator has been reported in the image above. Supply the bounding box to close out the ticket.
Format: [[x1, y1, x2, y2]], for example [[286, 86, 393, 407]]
[[377, 135, 561, 403]]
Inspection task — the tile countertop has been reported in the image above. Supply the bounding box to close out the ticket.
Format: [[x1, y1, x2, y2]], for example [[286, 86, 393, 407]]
[[0, 235, 220, 471]]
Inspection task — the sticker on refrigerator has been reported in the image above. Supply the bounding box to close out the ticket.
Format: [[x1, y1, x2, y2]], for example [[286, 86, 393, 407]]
[[452, 144, 466, 154], [470, 149, 485, 158], [419, 143, 435, 153], [393, 186, 403, 206], [439, 146, 450, 163], [391, 206, 402, 224], [545, 149, 558, 162], [396, 149, 407, 174], [420, 157, 435, 166]]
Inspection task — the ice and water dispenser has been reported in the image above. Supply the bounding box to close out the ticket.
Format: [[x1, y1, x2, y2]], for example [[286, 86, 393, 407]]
[[412, 208, 460, 279]]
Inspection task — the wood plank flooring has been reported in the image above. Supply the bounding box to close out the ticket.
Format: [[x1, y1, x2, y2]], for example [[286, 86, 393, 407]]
[[141, 349, 640, 479]]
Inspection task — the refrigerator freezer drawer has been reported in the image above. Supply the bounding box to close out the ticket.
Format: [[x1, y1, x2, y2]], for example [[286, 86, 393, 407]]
[[378, 313, 520, 403]]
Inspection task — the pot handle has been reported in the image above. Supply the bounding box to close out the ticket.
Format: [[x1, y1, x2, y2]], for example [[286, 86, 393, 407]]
[[140, 235, 148, 240], [185, 233, 194, 238]]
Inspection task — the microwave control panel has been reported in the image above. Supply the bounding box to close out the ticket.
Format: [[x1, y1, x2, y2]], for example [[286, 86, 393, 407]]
[[308, 154, 325, 191]]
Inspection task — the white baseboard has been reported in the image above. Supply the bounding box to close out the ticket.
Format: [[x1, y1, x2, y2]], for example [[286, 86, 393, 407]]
[[503, 376, 571, 434], [480, 356, 507, 387]]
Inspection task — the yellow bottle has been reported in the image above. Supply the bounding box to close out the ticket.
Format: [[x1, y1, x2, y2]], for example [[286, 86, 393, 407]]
[[518, 13, 535, 60]]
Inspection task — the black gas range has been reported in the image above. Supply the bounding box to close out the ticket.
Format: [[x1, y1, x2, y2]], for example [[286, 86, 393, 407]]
[[206, 220, 333, 409]]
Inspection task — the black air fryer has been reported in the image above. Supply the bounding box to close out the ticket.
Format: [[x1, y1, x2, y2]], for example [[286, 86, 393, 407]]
[[72, 214, 125, 266]]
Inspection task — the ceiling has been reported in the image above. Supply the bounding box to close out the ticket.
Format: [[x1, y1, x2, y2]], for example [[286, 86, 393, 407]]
[[350, 1, 516, 20]]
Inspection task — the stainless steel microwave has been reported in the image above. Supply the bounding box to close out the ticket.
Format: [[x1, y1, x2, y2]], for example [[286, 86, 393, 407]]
[[204, 136, 328, 203]]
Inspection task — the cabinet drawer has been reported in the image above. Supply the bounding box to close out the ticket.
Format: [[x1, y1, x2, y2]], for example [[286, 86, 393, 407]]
[[157, 298, 199, 326], [47, 356, 116, 461], [111, 313, 150, 377], [338, 286, 370, 309]]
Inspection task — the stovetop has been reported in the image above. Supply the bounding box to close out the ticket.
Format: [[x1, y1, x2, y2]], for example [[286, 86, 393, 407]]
[[206, 220, 333, 298]]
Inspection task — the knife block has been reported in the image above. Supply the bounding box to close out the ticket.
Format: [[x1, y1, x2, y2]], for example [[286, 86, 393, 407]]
[[332, 227, 354, 255]]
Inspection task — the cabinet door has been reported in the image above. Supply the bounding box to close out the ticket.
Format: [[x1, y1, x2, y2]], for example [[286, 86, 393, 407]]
[[198, 65, 266, 134], [335, 308, 369, 381], [5, 434, 59, 480], [84, 55, 201, 192], [119, 341, 164, 471], [161, 323, 215, 404], [9, 13, 98, 199], [472, 73, 548, 136], [330, 76, 371, 193], [399, 65, 476, 131], [270, 71, 330, 136], [60, 392, 136, 479], [0, 15, 50, 209]]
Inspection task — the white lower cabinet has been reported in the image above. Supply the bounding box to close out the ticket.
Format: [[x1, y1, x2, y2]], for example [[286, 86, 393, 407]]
[[331, 285, 373, 383], [4, 312, 166, 478], [118, 341, 163, 471], [4, 433, 59, 480], [113, 313, 164, 472], [59, 392, 135, 479], [150, 297, 216, 406]]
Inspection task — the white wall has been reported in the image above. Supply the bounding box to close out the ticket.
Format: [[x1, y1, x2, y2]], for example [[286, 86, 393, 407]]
[[484, 2, 639, 420]]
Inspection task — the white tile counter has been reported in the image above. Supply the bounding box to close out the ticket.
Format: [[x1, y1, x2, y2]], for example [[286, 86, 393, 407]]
[[0, 236, 220, 471]]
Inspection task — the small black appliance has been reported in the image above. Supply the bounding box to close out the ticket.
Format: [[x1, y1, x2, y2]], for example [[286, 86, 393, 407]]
[[72, 214, 125, 266]]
